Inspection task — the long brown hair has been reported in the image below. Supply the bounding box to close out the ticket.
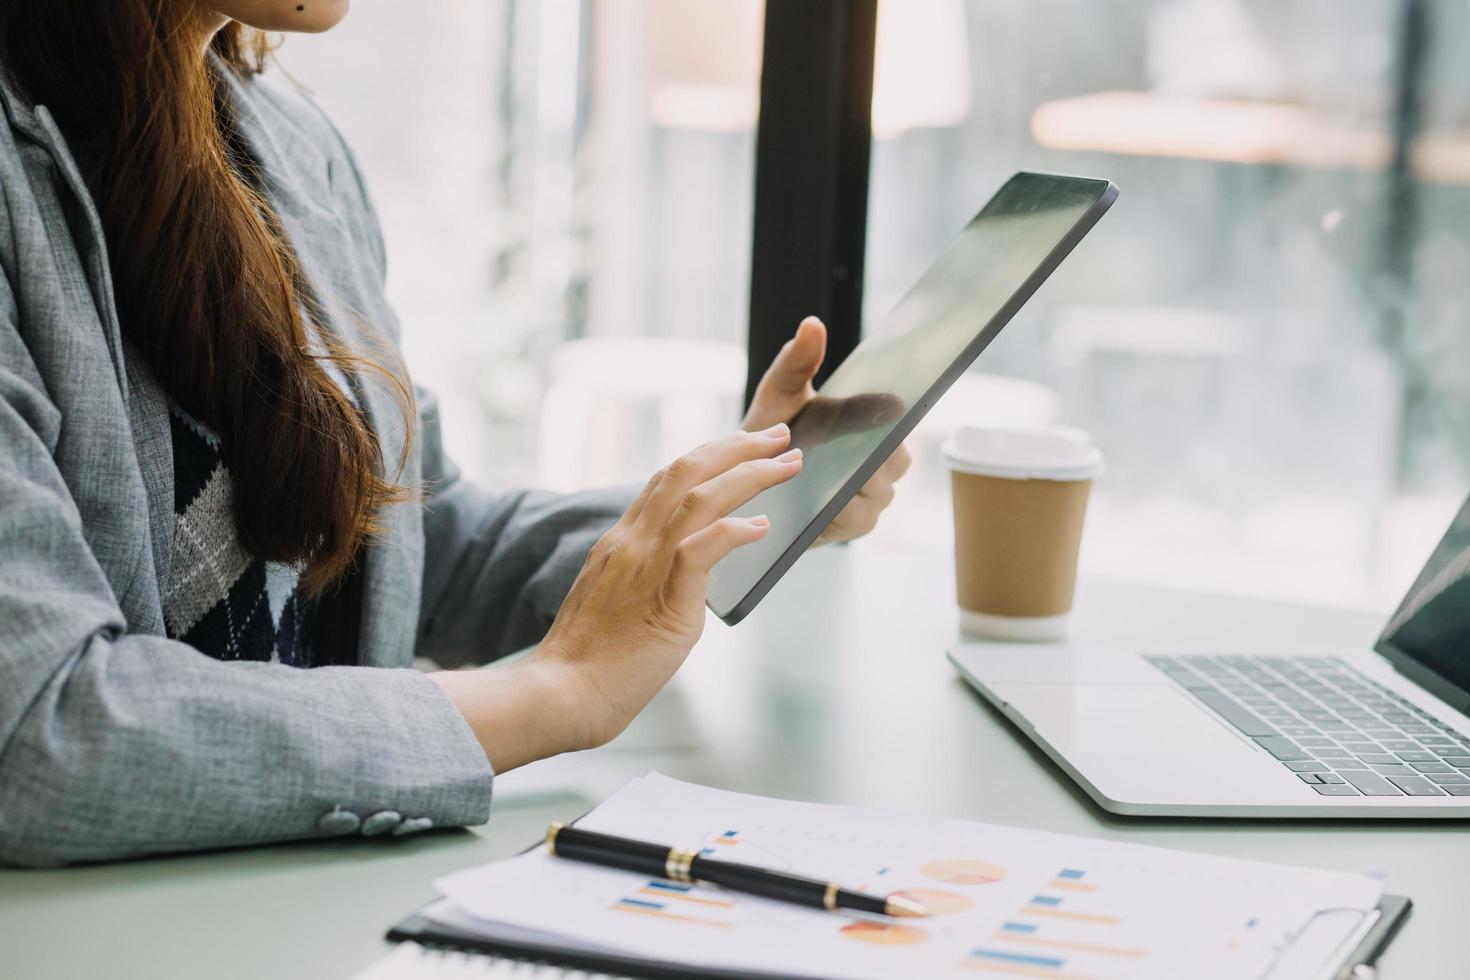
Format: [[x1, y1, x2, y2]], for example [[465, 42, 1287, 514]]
[[0, 2, 411, 593]]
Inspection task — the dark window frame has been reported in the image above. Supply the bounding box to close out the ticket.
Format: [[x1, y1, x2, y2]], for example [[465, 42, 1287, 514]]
[[745, 0, 878, 406]]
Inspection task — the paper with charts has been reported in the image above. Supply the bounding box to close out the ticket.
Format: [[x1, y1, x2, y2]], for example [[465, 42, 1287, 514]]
[[435, 774, 1383, 980]]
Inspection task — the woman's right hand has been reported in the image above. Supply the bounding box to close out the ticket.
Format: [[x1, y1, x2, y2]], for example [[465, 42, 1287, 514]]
[[432, 424, 803, 773]]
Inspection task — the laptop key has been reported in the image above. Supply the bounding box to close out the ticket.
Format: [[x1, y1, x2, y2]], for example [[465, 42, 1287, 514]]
[[1409, 761, 1454, 773], [1337, 769, 1404, 796], [1285, 761, 1328, 772], [1441, 784, 1470, 796], [1396, 751, 1437, 762], [1315, 749, 1355, 760], [1318, 772, 1346, 783], [1442, 756, 1470, 768], [1297, 773, 1324, 784], [1295, 737, 1334, 747], [1387, 775, 1445, 796], [1369, 764, 1416, 776], [1379, 740, 1420, 752], [1312, 784, 1361, 796], [1355, 753, 1397, 765], [1188, 689, 1280, 737], [1253, 736, 1311, 761], [1426, 772, 1470, 784]]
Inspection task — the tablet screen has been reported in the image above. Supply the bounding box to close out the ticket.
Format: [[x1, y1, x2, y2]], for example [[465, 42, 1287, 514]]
[[706, 172, 1116, 623]]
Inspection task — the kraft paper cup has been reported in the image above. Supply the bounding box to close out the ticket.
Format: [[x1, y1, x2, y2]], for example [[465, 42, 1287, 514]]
[[942, 426, 1104, 641]]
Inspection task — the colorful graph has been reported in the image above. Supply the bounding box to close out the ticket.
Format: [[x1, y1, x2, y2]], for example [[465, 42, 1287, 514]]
[[636, 879, 737, 909], [1021, 900, 1122, 926], [891, 887, 975, 915], [1049, 869, 1098, 893], [610, 879, 734, 928], [921, 858, 1007, 885], [956, 866, 1145, 974], [839, 921, 930, 946], [694, 827, 796, 871], [992, 924, 1145, 959], [961, 947, 1094, 977]]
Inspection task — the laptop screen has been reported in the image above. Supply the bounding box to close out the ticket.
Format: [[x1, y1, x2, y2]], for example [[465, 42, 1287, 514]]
[[1375, 493, 1470, 708]]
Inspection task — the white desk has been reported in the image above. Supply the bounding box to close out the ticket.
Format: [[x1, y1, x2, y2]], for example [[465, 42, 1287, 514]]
[[0, 544, 1455, 978]]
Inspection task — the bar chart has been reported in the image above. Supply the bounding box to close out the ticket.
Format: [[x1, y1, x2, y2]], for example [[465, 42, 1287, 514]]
[[438, 774, 1387, 980], [960, 867, 1148, 977], [610, 878, 737, 928]]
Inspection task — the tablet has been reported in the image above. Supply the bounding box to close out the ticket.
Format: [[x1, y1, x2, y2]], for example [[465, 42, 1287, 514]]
[[706, 171, 1118, 625]]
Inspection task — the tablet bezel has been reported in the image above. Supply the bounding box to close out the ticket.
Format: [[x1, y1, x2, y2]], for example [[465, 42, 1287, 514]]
[[707, 172, 1119, 625]]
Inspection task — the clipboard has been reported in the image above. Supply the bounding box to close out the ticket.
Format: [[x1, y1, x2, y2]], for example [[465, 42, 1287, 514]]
[[1334, 895, 1411, 980], [381, 894, 1411, 980], [386, 903, 828, 980]]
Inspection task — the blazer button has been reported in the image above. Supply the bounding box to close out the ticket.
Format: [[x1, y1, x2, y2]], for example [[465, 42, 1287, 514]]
[[361, 810, 403, 836], [392, 817, 435, 837], [318, 808, 361, 836]]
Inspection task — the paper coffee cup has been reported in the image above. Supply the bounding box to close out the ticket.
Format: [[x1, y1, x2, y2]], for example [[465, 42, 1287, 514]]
[[942, 426, 1103, 641]]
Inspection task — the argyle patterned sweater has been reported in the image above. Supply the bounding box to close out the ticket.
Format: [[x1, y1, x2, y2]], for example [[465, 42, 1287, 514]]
[[160, 402, 319, 666]]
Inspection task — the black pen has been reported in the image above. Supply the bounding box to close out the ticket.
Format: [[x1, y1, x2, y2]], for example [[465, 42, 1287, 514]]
[[544, 822, 930, 919]]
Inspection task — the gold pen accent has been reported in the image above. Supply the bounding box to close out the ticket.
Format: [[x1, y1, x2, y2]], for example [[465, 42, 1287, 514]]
[[883, 894, 931, 918], [823, 881, 840, 911], [665, 846, 696, 883], [545, 821, 564, 856]]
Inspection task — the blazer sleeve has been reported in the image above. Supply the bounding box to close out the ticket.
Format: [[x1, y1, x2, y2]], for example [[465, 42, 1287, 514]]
[[0, 289, 494, 868], [414, 388, 634, 668]]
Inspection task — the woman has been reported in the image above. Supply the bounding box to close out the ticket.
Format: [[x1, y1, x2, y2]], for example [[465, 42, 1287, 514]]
[[0, 1, 909, 867]]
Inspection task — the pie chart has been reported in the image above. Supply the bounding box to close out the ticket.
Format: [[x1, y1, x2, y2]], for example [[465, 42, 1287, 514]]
[[920, 858, 1007, 885], [890, 887, 974, 915], [839, 921, 930, 946]]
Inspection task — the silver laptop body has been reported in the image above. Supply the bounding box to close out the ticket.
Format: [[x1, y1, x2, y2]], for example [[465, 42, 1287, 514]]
[[949, 494, 1470, 817]]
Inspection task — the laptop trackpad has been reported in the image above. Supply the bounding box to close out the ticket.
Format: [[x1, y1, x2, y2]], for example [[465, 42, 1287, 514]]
[[990, 683, 1258, 757]]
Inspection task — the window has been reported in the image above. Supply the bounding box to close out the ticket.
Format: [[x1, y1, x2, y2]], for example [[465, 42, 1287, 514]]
[[278, 0, 762, 493], [283, 1, 1468, 611], [864, 0, 1470, 610]]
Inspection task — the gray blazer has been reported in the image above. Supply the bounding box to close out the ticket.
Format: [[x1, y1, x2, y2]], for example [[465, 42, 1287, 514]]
[[0, 62, 626, 867]]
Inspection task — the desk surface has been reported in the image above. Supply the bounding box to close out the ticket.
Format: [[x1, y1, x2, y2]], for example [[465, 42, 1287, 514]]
[[0, 545, 1455, 979]]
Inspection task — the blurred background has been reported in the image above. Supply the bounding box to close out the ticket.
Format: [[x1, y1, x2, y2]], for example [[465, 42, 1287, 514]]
[[281, 0, 1470, 613]]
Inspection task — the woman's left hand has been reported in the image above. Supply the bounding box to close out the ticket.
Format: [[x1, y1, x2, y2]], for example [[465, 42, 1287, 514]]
[[741, 316, 912, 545]]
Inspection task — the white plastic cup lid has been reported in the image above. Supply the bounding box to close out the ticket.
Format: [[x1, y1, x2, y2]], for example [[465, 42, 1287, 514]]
[[941, 425, 1104, 481]]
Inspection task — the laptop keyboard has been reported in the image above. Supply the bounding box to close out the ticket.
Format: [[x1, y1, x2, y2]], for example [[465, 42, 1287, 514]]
[[1145, 655, 1470, 798]]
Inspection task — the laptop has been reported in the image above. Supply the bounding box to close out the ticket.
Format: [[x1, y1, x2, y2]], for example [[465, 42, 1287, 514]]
[[948, 493, 1470, 816]]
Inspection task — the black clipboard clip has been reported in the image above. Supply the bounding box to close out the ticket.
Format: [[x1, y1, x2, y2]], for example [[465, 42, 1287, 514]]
[[1334, 895, 1411, 980], [1257, 895, 1411, 980]]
